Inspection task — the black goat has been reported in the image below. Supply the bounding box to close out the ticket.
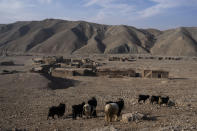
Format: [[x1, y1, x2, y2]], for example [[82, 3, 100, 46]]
[[116, 98, 124, 116], [150, 95, 160, 104], [138, 95, 150, 103], [47, 103, 66, 119], [159, 96, 169, 105], [72, 102, 85, 120], [88, 97, 97, 117], [88, 97, 97, 107]]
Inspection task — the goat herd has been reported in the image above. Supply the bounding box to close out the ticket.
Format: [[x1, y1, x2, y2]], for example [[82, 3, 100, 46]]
[[47, 95, 170, 122], [138, 95, 169, 105]]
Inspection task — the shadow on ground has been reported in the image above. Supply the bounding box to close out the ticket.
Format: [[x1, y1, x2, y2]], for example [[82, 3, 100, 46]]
[[169, 78, 188, 80], [144, 115, 158, 121], [41, 73, 80, 90]]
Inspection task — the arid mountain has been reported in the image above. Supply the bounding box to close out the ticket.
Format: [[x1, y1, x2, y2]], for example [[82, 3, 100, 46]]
[[151, 27, 197, 56], [0, 19, 197, 56]]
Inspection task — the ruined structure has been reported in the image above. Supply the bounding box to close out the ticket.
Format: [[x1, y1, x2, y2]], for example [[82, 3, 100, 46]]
[[108, 57, 121, 61], [142, 70, 169, 78], [97, 68, 136, 77], [108, 56, 136, 62], [32, 58, 44, 64], [31, 56, 171, 79], [51, 68, 96, 78]]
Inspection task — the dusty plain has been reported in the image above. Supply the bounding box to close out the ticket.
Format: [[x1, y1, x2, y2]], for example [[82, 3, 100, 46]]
[[0, 55, 197, 131]]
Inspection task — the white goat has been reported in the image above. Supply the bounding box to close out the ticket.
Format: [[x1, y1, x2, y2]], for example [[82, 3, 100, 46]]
[[83, 104, 92, 118], [104, 103, 119, 122]]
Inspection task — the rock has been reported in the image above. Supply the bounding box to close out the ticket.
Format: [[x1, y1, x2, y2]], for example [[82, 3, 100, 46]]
[[158, 126, 182, 131], [121, 112, 147, 123], [168, 100, 175, 107], [190, 126, 196, 130], [91, 126, 118, 131]]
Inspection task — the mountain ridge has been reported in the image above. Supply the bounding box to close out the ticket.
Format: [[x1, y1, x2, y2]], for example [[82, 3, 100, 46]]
[[0, 19, 197, 56]]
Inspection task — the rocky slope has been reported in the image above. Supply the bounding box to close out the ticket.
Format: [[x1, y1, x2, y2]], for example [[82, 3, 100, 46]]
[[0, 19, 197, 56]]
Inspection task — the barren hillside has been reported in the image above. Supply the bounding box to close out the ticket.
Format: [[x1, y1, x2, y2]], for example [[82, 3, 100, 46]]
[[151, 27, 197, 56], [0, 19, 197, 56]]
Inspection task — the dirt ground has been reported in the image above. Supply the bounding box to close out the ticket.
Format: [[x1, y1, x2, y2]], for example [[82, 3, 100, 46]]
[[0, 55, 197, 131]]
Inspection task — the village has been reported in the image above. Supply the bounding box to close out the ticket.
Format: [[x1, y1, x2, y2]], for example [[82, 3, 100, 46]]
[[31, 55, 171, 79]]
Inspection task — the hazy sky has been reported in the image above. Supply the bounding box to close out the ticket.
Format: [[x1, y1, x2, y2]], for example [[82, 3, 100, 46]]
[[0, 0, 197, 29]]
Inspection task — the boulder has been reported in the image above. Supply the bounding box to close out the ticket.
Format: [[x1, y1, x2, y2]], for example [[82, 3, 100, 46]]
[[168, 100, 175, 107], [121, 112, 147, 123]]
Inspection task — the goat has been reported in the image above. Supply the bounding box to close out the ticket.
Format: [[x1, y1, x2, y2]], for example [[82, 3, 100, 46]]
[[116, 98, 124, 116], [138, 95, 150, 103], [88, 97, 97, 117], [159, 96, 169, 105], [72, 102, 85, 120], [47, 103, 66, 119], [83, 104, 92, 118], [150, 95, 160, 104], [88, 97, 97, 107], [104, 98, 124, 122]]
